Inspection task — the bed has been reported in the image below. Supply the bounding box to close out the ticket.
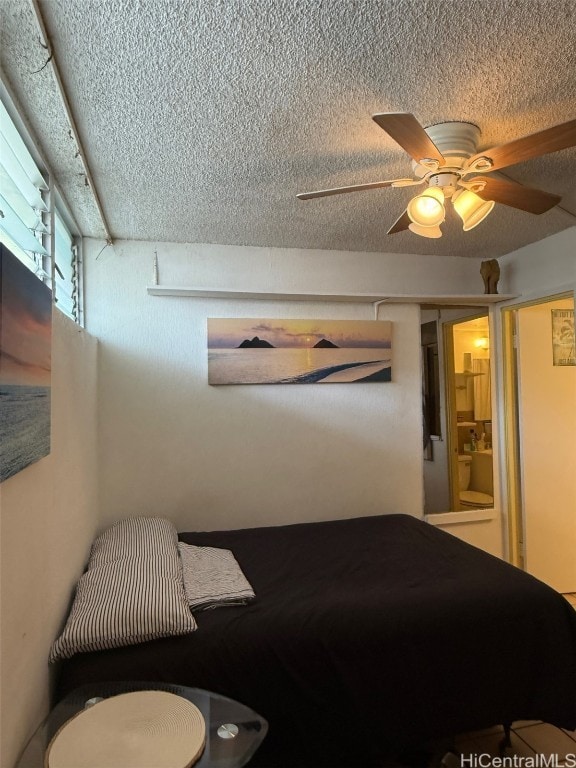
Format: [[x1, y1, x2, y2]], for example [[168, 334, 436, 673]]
[[55, 514, 576, 767]]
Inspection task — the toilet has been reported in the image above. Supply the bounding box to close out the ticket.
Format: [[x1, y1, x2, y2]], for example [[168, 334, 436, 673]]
[[457, 455, 494, 508]]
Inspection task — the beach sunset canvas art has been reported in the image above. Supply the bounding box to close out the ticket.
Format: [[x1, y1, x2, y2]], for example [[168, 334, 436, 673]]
[[208, 318, 392, 385], [0, 244, 52, 482]]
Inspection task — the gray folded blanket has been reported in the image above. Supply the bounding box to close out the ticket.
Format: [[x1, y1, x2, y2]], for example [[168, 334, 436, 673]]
[[178, 542, 255, 611]]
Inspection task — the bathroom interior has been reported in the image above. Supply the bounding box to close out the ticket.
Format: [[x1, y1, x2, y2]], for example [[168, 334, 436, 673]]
[[422, 311, 494, 514], [452, 316, 494, 510]]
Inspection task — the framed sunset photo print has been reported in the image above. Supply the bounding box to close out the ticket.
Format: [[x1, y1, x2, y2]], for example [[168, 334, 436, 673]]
[[0, 244, 52, 482], [208, 318, 392, 385]]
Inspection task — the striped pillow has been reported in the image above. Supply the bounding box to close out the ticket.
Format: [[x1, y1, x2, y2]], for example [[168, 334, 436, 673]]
[[50, 517, 196, 662], [89, 517, 179, 565]]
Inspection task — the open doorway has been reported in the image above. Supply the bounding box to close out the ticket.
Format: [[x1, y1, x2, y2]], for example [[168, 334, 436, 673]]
[[422, 309, 494, 515], [445, 315, 494, 512]]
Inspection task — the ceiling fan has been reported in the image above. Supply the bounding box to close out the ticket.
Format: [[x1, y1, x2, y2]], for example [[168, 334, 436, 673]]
[[296, 113, 576, 238]]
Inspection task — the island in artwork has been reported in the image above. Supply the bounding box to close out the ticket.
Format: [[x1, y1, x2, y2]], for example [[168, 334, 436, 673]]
[[238, 336, 275, 348], [208, 318, 392, 385], [313, 338, 339, 348]]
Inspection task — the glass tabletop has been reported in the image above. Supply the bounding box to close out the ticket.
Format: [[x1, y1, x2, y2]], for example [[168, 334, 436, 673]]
[[16, 680, 268, 768]]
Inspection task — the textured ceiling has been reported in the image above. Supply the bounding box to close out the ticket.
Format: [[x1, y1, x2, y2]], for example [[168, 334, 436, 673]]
[[1, 0, 576, 257]]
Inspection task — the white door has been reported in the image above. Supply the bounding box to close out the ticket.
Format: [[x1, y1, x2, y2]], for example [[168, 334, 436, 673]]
[[516, 297, 576, 593]]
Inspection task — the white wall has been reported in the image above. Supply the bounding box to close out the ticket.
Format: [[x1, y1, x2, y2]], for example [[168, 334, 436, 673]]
[[84, 239, 484, 532], [0, 310, 99, 768], [498, 226, 576, 298]]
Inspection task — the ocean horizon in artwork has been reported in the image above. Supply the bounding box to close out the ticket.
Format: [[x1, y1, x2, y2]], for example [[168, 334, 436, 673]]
[[0, 245, 52, 482], [208, 318, 392, 385]]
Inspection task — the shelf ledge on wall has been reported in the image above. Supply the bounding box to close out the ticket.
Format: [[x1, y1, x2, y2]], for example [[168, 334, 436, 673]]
[[146, 286, 518, 305], [426, 509, 497, 526]]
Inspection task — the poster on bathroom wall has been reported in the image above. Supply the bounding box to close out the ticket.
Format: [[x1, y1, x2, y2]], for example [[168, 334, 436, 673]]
[[0, 244, 52, 482], [551, 309, 575, 366], [207, 318, 392, 384]]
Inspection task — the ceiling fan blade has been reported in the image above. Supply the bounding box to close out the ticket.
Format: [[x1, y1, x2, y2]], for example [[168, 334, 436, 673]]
[[372, 113, 445, 165], [296, 178, 415, 200], [466, 118, 576, 173], [472, 176, 561, 214], [387, 209, 411, 235]]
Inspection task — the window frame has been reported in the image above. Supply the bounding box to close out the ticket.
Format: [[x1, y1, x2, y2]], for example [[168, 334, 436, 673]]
[[0, 83, 83, 326], [53, 192, 84, 326]]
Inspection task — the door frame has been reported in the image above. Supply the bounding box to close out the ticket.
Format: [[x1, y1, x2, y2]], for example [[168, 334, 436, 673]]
[[500, 290, 574, 571], [441, 311, 492, 513], [501, 307, 523, 568], [442, 321, 460, 512]]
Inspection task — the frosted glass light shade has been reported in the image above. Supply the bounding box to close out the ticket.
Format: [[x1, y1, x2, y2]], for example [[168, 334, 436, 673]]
[[408, 222, 442, 239], [453, 189, 495, 231], [407, 187, 445, 227]]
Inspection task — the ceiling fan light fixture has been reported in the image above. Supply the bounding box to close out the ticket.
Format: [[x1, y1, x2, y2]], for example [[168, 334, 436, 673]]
[[453, 189, 495, 231], [408, 222, 443, 239], [297, 114, 576, 237], [407, 187, 445, 227]]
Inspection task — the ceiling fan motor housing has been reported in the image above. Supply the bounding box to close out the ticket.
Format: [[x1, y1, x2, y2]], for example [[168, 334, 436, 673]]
[[412, 122, 481, 176]]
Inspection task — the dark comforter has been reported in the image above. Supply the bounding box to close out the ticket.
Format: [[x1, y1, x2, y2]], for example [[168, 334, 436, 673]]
[[56, 514, 576, 767]]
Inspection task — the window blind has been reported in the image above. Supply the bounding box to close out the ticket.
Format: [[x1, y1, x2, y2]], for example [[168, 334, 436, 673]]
[[0, 100, 49, 276], [54, 210, 79, 321], [1, 96, 83, 325]]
